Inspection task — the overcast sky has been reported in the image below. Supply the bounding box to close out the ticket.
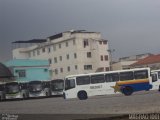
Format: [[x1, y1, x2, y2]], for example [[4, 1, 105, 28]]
[[1, 0, 160, 62]]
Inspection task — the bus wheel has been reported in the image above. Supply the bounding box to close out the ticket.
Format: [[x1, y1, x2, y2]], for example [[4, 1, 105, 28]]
[[46, 92, 49, 97], [159, 86, 160, 91], [63, 93, 66, 99], [77, 91, 88, 100], [122, 86, 133, 96], [23, 94, 26, 100]]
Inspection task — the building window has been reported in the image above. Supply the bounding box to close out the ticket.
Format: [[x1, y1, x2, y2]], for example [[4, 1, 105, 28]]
[[37, 49, 40, 55], [59, 44, 61, 49], [83, 39, 89, 48], [101, 55, 103, 61], [42, 48, 45, 53], [103, 41, 107, 44], [99, 41, 102, 45], [60, 68, 63, 73], [66, 42, 68, 47], [16, 70, 26, 78], [67, 66, 70, 72], [53, 45, 56, 51], [54, 57, 57, 63], [66, 54, 69, 60], [48, 58, 52, 64], [59, 56, 62, 61], [105, 67, 110, 71], [48, 47, 51, 53], [105, 55, 108, 61], [55, 69, 58, 74], [44, 69, 48, 72], [73, 40, 76, 45], [33, 51, 35, 56], [29, 52, 31, 58], [75, 65, 78, 70], [84, 65, 92, 70], [87, 52, 92, 58], [74, 53, 77, 59]]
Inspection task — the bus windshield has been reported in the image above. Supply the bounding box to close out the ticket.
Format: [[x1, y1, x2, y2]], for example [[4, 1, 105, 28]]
[[51, 80, 64, 91], [5, 82, 20, 94], [29, 81, 43, 92], [65, 79, 75, 90], [20, 83, 28, 90], [0, 84, 5, 91]]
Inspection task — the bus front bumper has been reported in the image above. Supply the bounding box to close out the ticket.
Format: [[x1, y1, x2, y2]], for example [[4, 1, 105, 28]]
[[29, 92, 45, 98], [5, 93, 22, 99]]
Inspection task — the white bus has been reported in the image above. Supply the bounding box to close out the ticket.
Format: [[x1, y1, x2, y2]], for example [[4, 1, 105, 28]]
[[28, 80, 51, 98], [63, 68, 152, 100], [50, 79, 64, 96], [5, 82, 29, 100], [151, 69, 160, 91]]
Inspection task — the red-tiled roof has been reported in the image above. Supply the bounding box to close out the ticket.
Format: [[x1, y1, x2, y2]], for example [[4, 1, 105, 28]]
[[131, 54, 160, 66]]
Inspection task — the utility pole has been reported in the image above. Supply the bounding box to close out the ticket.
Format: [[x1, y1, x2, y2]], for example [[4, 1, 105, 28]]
[[107, 49, 115, 71]]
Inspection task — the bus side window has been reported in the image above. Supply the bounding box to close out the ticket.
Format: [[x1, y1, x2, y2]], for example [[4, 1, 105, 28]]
[[65, 79, 75, 90], [134, 70, 148, 79], [120, 72, 134, 81], [158, 72, 160, 79], [152, 74, 158, 82], [91, 74, 105, 84], [105, 73, 119, 82], [76, 76, 90, 85]]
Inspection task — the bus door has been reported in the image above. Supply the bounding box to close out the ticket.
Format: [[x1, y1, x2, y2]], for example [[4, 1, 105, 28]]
[[151, 72, 159, 90], [64, 78, 76, 99], [105, 73, 119, 94]]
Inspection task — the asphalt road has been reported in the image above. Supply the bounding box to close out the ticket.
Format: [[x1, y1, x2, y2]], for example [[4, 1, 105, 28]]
[[0, 90, 160, 120]]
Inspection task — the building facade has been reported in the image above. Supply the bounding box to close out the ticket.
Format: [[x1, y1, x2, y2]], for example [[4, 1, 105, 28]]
[[112, 61, 137, 70], [112, 53, 152, 70], [5, 59, 51, 82], [130, 54, 160, 70], [12, 30, 110, 79]]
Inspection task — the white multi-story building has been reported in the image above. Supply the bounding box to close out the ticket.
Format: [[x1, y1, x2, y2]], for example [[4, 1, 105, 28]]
[[12, 30, 110, 79]]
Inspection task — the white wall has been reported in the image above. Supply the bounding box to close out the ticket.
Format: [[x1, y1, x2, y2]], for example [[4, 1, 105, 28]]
[[12, 31, 110, 79]]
